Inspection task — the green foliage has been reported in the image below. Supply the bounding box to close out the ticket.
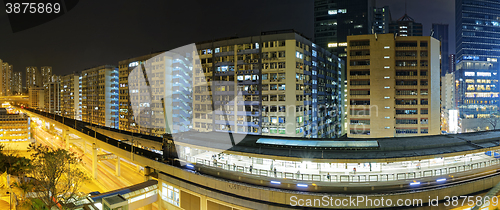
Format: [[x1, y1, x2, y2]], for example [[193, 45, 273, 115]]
[[0, 144, 31, 176], [25, 143, 89, 209]]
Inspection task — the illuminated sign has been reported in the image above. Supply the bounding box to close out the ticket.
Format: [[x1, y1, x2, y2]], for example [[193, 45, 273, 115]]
[[328, 43, 338, 48], [477, 72, 491, 77], [449, 110, 458, 134], [487, 58, 498, 62], [464, 72, 475, 76], [338, 42, 347, 47], [129, 61, 139, 67]]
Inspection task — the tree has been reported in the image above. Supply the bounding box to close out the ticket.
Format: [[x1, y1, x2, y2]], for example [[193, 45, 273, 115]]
[[484, 112, 500, 130], [26, 143, 89, 209]]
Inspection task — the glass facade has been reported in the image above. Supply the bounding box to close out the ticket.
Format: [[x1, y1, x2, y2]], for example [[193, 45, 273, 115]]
[[455, 61, 499, 118], [314, 0, 375, 58], [432, 23, 449, 76], [456, 0, 500, 62]]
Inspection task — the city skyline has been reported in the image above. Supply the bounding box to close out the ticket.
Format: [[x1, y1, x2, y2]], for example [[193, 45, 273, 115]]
[[1, 0, 453, 77]]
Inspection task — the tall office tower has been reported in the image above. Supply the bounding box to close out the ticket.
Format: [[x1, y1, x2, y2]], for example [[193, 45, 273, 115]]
[[432, 23, 449, 76], [346, 34, 440, 138], [44, 75, 60, 114], [12, 72, 22, 95], [118, 53, 162, 134], [372, 6, 391, 34], [449, 54, 456, 73], [314, 0, 375, 58], [455, 62, 499, 132], [82, 65, 119, 128], [455, 0, 500, 131], [41, 66, 52, 86], [193, 31, 344, 138], [60, 73, 81, 119], [389, 14, 423, 36], [26, 66, 40, 88], [456, 0, 500, 62]]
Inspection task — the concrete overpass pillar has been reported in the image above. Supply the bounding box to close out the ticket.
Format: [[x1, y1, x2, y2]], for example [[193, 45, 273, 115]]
[[92, 143, 98, 180], [63, 130, 69, 149], [144, 166, 151, 181], [143, 166, 153, 210], [115, 157, 121, 177]]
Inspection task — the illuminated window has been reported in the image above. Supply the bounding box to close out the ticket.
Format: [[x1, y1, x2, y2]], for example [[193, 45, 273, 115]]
[[328, 10, 337, 15], [328, 43, 338, 48], [384, 46, 390, 49]]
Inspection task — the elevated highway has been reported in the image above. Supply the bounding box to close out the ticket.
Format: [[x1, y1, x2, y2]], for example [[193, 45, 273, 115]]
[[21, 107, 500, 209]]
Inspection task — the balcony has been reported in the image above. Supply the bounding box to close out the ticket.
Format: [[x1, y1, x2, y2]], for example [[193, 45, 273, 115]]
[[349, 45, 370, 50], [349, 55, 370, 60]]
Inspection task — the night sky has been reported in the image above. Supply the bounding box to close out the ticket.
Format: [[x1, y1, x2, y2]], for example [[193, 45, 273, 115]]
[[0, 0, 454, 78]]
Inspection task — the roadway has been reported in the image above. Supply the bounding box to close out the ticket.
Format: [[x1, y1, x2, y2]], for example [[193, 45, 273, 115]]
[[32, 122, 145, 195]]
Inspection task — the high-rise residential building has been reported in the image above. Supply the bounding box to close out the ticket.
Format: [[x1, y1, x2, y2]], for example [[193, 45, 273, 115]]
[[193, 31, 344, 138], [82, 65, 119, 128], [1, 62, 12, 96], [26, 66, 41, 88], [455, 0, 500, 131], [432, 23, 449, 76], [28, 87, 44, 109], [372, 6, 391, 34], [126, 50, 192, 136], [5, 64, 12, 96], [12, 72, 22, 95], [314, 0, 375, 58], [346, 34, 440, 138], [44, 75, 60, 114], [41, 66, 52, 86], [60, 73, 81, 120], [389, 14, 423, 36], [118, 53, 162, 134]]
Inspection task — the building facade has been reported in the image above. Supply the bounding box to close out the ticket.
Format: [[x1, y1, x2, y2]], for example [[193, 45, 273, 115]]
[[346, 34, 440, 138], [41, 66, 52, 86], [193, 31, 344, 138], [455, 61, 499, 132], [118, 53, 162, 133], [12, 72, 22, 95], [455, 0, 500, 131], [82, 65, 119, 128], [28, 87, 44, 109], [44, 76, 60, 114], [456, 0, 500, 62], [1, 62, 12, 96], [60, 74, 81, 120], [372, 6, 391, 34], [432, 23, 449, 76], [388, 14, 423, 36], [26, 66, 41, 88], [314, 0, 375, 58]]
